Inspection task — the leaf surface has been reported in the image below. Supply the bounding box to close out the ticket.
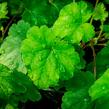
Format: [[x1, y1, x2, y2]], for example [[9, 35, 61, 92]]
[[89, 69, 109, 100], [53, 1, 94, 43], [93, 3, 108, 21], [21, 26, 80, 88], [0, 20, 30, 73]]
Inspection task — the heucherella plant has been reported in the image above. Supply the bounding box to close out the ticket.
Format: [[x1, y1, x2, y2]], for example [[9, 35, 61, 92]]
[[0, 0, 109, 109]]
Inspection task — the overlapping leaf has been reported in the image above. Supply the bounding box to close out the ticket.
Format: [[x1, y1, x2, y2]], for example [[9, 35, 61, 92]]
[[89, 69, 109, 100], [103, 25, 109, 38], [87, 44, 109, 77], [22, 0, 73, 26], [61, 71, 94, 109], [62, 89, 92, 109], [53, 1, 94, 43], [0, 64, 13, 99], [64, 71, 94, 91], [95, 99, 109, 109], [7, 0, 23, 15], [0, 64, 41, 103], [0, 20, 30, 73], [21, 26, 80, 89]]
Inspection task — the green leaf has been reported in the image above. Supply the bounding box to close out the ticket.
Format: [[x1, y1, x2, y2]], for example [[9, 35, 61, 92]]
[[52, 1, 94, 43], [61, 71, 94, 109], [103, 25, 109, 38], [0, 20, 30, 73], [64, 71, 94, 91], [0, 64, 41, 102], [11, 70, 41, 102], [21, 26, 80, 88], [95, 99, 109, 109], [87, 44, 109, 78], [62, 89, 92, 109], [0, 64, 13, 99], [0, 2, 8, 19], [80, 23, 95, 42], [96, 45, 109, 75], [5, 104, 15, 109], [7, 0, 24, 15], [89, 69, 109, 101], [22, 0, 73, 26], [93, 3, 108, 21], [104, 0, 109, 4]]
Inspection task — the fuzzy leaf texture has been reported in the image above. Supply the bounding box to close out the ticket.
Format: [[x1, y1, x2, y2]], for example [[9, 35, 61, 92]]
[[21, 26, 80, 89], [0, 20, 30, 73], [93, 3, 108, 21], [0, 2, 8, 19], [89, 69, 109, 101], [53, 1, 95, 43]]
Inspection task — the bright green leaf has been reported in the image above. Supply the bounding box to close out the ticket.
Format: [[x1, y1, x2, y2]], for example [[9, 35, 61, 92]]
[[93, 3, 108, 21], [0, 2, 8, 19], [89, 69, 109, 100], [80, 23, 95, 42], [21, 26, 80, 89], [52, 1, 93, 43]]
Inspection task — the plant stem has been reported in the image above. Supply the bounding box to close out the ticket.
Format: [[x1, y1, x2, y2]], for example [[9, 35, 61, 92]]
[[97, 21, 104, 40], [96, 43, 106, 46], [90, 44, 96, 79], [49, 0, 59, 11], [90, 0, 99, 24]]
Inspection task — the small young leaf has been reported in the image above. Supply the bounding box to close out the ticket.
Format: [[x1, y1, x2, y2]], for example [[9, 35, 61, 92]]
[[0, 2, 8, 19], [93, 3, 108, 21]]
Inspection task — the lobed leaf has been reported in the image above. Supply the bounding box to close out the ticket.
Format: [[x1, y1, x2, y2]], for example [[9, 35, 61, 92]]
[[21, 26, 80, 88], [52, 1, 94, 43], [93, 3, 108, 22]]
